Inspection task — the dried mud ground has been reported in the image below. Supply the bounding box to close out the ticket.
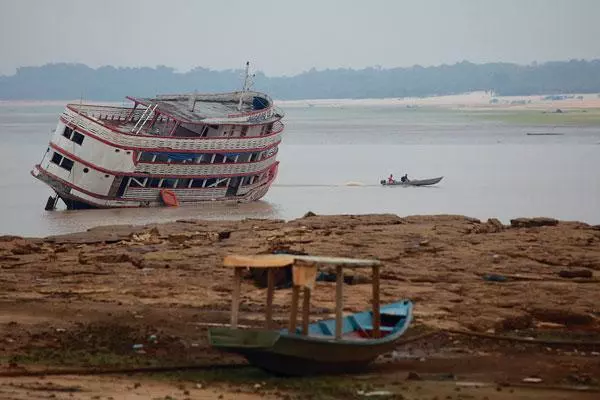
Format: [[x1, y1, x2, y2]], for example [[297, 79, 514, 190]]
[[1, 213, 600, 399]]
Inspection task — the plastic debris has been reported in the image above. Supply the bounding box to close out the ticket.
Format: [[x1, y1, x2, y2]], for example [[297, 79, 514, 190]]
[[522, 377, 543, 383], [357, 390, 395, 397], [483, 274, 507, 282]]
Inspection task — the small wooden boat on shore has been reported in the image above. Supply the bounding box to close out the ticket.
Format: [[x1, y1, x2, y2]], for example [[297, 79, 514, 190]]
[[208, 254, 413, 375], [380, 176, 443, 187]]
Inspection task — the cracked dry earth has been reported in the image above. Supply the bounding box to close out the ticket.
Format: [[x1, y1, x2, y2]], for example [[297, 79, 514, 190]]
[[1, 213, 600, 399]]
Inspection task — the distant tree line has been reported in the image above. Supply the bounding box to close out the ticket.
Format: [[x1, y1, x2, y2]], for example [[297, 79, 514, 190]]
[[1, 60, 600, 101]]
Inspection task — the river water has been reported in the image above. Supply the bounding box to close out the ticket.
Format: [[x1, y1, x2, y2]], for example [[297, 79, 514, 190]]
[[1, 102, 599, 236]]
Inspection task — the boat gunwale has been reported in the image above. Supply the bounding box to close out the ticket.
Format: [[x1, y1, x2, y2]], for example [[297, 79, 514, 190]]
[[210, 300, 413, 348], [64, 105, 284, 138]]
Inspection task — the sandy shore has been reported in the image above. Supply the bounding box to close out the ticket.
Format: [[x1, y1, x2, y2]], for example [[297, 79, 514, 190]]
[[4, 91, 600, 111], [278, 91, 600, 111], [1, 213, 599, 398]]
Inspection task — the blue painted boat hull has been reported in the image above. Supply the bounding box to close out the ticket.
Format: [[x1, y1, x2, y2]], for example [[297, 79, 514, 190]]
[[209, 300, 413, 375]]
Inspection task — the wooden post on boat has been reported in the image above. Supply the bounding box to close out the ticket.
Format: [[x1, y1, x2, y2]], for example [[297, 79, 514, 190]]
[[372, 265, 381, 338], [288, 285, 300, 334], [231, 267, 242, 328], [335, 265, 344, 339], [302, 287, 311, 335], [266, 269, 275, 329]]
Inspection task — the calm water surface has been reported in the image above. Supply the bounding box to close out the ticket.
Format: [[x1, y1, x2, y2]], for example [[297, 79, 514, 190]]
[[1, 103, 599, 236]]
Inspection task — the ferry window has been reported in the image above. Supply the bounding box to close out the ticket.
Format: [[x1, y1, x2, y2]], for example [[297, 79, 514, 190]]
[[217, 179, 228, 188], [62, 126, 73, 139], [50, 152, 63, 165], [241, 126, 248, 137], [155, 154, 169, 163], [128, 178, 143, 188], [213, 154, 224, 163], [139, 152, 154, 162], [116, 177, 130, 197], [60, 158, 74, 171], [191, 179, 205, 188], [83, 168, 89, 173], [205, 178, 217, 187], [177, 178, 191, 188], [265, 148, 276, 158], [161, 179, 176, 188], [72, 131, 84, 145], [148, 178, 161, 188]]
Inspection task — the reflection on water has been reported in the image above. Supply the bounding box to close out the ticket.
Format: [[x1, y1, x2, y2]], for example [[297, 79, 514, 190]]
[[40, 200, 281, 235]]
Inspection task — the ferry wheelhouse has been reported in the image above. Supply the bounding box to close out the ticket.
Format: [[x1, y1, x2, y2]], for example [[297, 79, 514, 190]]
[[31, 67, 285, 209]]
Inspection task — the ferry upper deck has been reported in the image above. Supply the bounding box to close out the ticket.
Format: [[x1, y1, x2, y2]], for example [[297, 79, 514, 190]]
[[63, 90, 283, 140]]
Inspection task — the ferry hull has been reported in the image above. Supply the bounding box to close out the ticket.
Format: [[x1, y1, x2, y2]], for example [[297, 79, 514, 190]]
[[32, 163, 277, 210]]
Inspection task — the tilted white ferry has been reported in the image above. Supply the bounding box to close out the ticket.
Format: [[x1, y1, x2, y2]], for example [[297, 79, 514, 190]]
[[31, 64, 285, 209]]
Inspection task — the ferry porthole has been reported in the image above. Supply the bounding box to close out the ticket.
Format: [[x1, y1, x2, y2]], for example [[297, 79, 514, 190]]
[[115, 149, 120, 153], [83, 168, 89, 173], [104, 174, 110, 178]]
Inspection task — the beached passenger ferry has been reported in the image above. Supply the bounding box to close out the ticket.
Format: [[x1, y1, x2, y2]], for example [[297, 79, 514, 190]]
[[31, 64, 285, 209]]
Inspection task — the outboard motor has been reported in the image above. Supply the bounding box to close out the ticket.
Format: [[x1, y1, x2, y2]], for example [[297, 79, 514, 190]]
[[380, 180, 386, 185]]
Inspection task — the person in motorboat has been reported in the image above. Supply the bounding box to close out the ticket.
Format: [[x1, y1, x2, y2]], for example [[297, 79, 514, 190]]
[[388, 174, 394, 184], [400, 174, 409, 183]]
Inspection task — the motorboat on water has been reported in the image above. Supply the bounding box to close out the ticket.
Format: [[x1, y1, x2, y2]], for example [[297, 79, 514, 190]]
[[380, 176, 443, 187]]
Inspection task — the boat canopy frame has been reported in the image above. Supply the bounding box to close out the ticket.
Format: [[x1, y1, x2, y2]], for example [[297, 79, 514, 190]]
[[222, 254, 383, 339]]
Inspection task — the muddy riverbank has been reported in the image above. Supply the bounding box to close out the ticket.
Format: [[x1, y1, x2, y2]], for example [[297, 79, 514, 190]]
[[1, 213, 599, 398]]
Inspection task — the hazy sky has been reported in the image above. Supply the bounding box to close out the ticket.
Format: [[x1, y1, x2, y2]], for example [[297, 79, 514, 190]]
[[1, 0, 599, 76]]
